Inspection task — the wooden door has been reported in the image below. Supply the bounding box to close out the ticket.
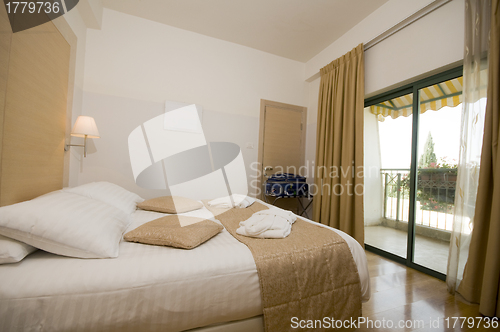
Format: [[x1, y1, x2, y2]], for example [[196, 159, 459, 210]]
[[257, 100, 306, 204]]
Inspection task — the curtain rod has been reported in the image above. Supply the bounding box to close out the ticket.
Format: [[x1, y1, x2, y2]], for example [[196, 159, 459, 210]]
[[364, 0, 451, 50], [306, 0, 452, 82]]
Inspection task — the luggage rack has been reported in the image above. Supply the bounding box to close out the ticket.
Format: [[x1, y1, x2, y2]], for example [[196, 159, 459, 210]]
[[264, 193, 314, 219], [263, 168, 313, 219]]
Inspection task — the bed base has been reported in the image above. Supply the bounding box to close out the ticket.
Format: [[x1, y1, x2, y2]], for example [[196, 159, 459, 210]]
[[185, 316, 264, 332]]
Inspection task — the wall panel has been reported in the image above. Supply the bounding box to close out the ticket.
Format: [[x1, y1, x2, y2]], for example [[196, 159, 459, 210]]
[[0, 18, 70, 206]]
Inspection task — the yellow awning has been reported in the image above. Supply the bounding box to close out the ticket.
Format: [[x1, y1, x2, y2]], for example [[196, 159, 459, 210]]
[[370, 77, 464, 121]]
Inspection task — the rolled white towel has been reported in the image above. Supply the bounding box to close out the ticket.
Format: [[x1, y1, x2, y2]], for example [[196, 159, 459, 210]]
[[240, 213, 289, 235], [253, 208, 296, 223], [208, 194, 255, 208], [236, 208, 296, 239], [237, 222, 292, 239]]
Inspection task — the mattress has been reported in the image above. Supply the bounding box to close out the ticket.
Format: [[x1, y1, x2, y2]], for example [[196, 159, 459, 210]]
[[0, 201, 370, 332]]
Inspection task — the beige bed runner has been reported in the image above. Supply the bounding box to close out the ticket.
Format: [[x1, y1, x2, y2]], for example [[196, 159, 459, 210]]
[[204, 201, 361, 332]]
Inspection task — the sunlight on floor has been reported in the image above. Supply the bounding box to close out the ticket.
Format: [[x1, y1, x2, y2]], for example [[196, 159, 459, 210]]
[[365, 226, 450, 274]]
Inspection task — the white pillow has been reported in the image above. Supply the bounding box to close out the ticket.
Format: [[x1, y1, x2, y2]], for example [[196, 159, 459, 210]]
[[0, 191, 130, 259], [65, 182, 144, 214], [0, 235, 37, 264]]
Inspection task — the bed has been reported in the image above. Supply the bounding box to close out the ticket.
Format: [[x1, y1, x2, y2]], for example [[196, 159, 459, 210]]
[[1, 9, 370, 330], [0, 187, 370, 332]]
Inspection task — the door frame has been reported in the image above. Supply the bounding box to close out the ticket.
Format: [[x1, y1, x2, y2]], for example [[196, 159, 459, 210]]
[[364, 65, 463, 281], [256, 99, 307, 199]]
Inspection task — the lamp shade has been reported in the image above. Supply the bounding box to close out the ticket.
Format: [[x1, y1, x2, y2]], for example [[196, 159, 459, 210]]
[[71, 116, 100, 138]]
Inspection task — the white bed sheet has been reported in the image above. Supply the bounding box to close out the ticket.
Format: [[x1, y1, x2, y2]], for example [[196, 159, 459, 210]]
[[0, 201, 370, 332]]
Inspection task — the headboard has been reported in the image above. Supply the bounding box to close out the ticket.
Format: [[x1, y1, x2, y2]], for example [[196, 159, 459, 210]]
[[0, 5, 73, 206]]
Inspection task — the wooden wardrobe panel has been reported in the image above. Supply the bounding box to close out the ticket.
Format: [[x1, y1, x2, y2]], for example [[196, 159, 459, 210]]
[[0, 3, 13, 200], [1, 20, 70, 206], [0, 4, 12, 111]]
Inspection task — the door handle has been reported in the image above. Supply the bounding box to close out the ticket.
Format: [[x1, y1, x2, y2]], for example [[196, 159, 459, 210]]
[[264, 166, 273, 177]]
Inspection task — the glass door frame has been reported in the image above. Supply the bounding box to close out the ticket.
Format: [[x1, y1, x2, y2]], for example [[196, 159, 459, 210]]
[[364, 65, 463, 281]]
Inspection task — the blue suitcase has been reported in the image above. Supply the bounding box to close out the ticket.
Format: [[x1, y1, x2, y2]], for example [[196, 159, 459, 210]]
[[265, 173, 308, 197]]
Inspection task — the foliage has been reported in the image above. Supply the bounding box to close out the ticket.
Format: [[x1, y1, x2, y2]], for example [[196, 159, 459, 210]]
[[417, 161, 458, 212], [384, 157, 458, 213], [419, 132, 437, 168], [385, 173, 410, 199], [425, 156, 458, 169], [419, 194, 455, 213], [384, 131, 459, 214]]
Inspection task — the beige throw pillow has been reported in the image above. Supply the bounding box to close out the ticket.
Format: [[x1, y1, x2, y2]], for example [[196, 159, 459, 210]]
[[124, 215, 223, 249], [137, 196, 203, 214]]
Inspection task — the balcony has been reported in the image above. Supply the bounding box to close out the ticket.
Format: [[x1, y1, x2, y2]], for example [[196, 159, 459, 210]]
[[365, 168, 457, 274]]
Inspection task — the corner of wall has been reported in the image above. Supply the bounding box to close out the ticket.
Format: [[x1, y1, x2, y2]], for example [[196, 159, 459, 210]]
[[303, 0, 435, 81], [77, 0, 104, 30], [54, 4, 92, 187]]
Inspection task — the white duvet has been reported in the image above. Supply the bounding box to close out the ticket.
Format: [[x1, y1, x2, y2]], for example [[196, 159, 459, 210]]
[[0, 200, 370, 332]]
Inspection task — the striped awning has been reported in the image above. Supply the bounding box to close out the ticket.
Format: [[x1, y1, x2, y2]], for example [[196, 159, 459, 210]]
[[370, 77, 463, 121]]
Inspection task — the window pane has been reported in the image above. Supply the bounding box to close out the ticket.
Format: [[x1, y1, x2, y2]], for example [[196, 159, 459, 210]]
[[364, 92, 413, 259], [413, 77, 462, 274]]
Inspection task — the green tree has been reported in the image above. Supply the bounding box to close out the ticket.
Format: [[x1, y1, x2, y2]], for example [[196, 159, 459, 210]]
[[419, 132, 437, 168]]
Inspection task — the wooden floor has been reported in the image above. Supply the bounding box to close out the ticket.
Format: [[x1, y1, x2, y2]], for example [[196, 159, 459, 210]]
[[359, 251, 497, 331]]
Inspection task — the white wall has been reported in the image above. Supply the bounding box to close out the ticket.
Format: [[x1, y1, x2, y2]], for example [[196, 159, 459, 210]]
[[363, 108, 383, 225], [75, 0, 103, 30], [54, 6, 89, 187], [304, 0, 465, 186], [78, 9, 307, 198], [305, 0, 436, 82], [71, 1, 465, 203], [364, 0, 464, 96], [87, 0, 103, 28]]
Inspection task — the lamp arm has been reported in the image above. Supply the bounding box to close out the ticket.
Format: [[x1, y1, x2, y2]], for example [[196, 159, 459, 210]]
[[65, 143, 85, 149], [64, 134, 89, 157]]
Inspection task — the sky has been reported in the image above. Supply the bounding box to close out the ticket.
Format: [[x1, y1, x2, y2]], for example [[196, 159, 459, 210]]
[[378, 104, 462, 169]]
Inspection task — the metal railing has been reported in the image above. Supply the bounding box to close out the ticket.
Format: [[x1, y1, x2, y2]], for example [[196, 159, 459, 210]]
[[381, 168, 457, 231], [382, 169, 410, 223]]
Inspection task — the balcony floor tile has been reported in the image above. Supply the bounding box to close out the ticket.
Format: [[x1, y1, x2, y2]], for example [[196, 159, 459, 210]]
[[365, 226, 450, 274]]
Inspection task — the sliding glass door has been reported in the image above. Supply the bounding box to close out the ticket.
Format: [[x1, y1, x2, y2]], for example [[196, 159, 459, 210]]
[[363, 67, 463, 279], [364, 91, 413, 259], [412, 78, 462, 274]]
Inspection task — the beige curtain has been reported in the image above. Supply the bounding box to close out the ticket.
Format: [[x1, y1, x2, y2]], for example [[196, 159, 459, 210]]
[[313, 44, 364, 245], [447, 0, 490, 294], [458, 0, 500, 317]]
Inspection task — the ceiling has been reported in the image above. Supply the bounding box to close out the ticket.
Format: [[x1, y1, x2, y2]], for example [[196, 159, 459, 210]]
[[102, 0, 389, 62]]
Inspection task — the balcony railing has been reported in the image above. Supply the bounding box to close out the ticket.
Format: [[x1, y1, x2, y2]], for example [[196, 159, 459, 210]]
[[381, 168, 458, 232]]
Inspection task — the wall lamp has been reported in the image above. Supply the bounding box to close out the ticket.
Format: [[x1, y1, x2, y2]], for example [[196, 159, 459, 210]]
[[65, 116, 100, 157]]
